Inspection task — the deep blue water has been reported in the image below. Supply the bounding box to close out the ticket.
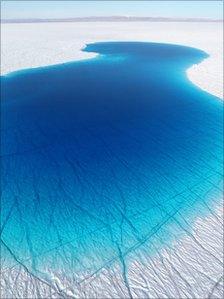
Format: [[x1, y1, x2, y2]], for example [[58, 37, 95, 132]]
[[1, 42, 223, 278]]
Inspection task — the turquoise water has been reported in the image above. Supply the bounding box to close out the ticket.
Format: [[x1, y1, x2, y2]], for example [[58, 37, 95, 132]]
[[1, 42, 223, 278]]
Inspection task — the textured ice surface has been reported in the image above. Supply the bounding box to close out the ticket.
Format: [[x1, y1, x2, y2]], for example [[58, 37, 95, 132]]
[[128, 208, 223, 299], [1, 42, 223, 298], [2, 203, 222, 298]]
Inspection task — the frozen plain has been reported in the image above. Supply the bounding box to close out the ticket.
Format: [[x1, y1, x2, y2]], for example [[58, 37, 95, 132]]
[[1, 22, 223, 298]]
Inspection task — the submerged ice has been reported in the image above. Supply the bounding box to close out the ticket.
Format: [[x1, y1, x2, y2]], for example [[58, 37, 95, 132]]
[[1, 42, 223, 298]]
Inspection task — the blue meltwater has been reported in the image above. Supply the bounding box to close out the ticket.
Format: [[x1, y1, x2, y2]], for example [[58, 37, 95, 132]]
[[1, 42, 223, 279]]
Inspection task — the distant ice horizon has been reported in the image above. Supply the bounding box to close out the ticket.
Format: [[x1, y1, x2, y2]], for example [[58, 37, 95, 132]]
[[1, 16, 223, 23]]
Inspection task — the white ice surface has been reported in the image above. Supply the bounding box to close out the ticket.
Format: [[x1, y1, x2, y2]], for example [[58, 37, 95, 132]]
[[1, 22, 223, 298]]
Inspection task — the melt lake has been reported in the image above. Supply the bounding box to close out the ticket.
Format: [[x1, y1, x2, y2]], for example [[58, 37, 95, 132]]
[[1, 42, 223, 280]]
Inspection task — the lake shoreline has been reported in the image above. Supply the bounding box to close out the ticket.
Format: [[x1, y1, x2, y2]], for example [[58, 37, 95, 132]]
[[1, 22, 223, 99]]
